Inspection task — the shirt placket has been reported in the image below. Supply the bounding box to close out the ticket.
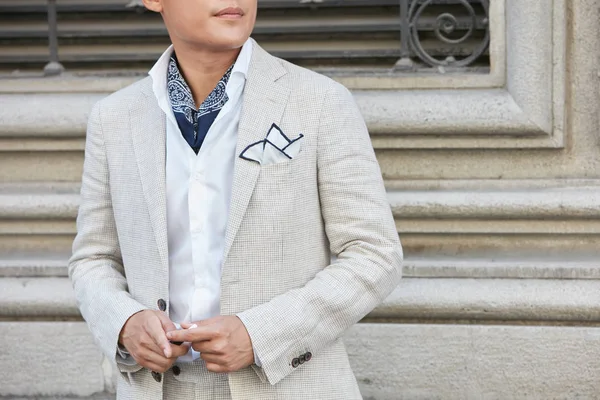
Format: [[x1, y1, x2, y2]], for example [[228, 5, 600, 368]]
[[188, 150, 207, 322]]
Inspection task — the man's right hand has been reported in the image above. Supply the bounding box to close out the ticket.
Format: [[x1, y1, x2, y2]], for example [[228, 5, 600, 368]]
[[119, 310, 190, 372]]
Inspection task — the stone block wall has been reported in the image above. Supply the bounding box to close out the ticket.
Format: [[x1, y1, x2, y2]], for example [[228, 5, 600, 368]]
[[2, 0, 600, 398]]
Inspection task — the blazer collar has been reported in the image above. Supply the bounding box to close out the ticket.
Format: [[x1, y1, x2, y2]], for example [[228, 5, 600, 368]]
[[223, 41, 290, 261]]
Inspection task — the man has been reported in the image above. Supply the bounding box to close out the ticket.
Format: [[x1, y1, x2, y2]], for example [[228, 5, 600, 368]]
[[68, 0, 403, 398]]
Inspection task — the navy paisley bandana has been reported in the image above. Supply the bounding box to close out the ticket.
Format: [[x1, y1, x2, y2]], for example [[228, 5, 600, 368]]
[[167, 54, 234, 154]]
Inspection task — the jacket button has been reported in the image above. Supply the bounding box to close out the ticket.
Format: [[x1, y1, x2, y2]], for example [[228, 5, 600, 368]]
[[172, 366, 181, 376], [304, 352, 312, 362], [291, 358, 300, 368], [157, 299, 167, 312], [298, 354, 306, 364], [151, 371, 162, 382]]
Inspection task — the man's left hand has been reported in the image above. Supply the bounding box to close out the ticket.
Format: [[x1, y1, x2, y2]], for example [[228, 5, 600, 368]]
[[166, 316, 254, 373]]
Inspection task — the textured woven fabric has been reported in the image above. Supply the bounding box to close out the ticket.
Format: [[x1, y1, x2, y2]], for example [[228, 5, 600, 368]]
[[163, 361, 232, 400], [114, 363, 231, 400], [69, 41, 403, 400]]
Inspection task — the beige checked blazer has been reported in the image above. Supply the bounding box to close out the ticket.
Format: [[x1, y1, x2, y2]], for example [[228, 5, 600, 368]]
[[69, 41, 403, 400]]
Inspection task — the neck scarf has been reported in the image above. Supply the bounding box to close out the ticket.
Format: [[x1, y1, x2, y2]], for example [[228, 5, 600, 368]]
[[167, 55, 234, 154]]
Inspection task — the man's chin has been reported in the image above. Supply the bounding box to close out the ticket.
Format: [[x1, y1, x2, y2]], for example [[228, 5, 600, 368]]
[[202, 35, 250, 52]]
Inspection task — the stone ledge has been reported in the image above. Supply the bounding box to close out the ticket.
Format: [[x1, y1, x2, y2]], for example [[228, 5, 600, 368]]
[[347, 323, 600, 399], [0, 90, 547, 138], [0, 322, 106, 397], [0, 94, 103, 137], [3, 277, 600, 323], [0, 194, 78, 219], [0, 254, 69, 277], [0, 72, 499, 94], [0, 278, 79, 318], [405, 257, 600, 279], [0, 76, 141, 94], [5, 184, 600, 220], [0, 85, 562, 151], [390, 188, 600, 219], [5, 253, 600, 280], [370, 278, 600, 323], [1, 397, 114, 400]]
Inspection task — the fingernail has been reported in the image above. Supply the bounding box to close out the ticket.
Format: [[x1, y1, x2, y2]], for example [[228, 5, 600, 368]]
[[166, 332, 172, 339], [189, 324, 197, 329]]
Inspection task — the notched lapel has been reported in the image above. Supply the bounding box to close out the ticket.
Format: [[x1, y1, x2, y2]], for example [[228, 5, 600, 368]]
[[223, 44, 290, 262], [129, 85, 169, 273]]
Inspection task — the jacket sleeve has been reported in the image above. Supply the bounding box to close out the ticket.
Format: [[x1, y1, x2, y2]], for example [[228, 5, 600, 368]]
[[237, 80, 403, 385], [68, 102, 147, 376]]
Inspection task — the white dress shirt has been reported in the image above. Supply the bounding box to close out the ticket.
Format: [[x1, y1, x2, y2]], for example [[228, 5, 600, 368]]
[[147, 39, 253, 362]]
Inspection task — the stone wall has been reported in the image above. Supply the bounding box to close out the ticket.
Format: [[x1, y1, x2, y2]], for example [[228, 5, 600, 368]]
[[1, 0, 600, 398]]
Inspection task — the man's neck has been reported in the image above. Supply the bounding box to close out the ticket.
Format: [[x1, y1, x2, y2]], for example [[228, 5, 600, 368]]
[[172, 43, 243, 109]]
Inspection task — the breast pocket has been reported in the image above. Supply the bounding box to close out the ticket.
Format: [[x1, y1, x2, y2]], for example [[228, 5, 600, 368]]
[[251, 149, 312, 225], [258, 150, 307, 184]]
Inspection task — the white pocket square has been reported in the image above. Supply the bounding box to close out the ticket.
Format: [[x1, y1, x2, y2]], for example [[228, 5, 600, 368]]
[[240, 123, 304, 165]]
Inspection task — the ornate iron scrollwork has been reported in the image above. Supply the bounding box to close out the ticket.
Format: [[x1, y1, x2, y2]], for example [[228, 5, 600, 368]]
[[398, 0, 490, 69]]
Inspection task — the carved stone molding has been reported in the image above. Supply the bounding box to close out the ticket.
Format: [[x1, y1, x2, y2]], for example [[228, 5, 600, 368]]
[[350, 0, 567, 149], [0, 1, 567, 150]]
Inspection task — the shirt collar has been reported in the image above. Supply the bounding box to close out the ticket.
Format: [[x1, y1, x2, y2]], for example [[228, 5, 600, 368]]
[[229, 37, 253, 79]]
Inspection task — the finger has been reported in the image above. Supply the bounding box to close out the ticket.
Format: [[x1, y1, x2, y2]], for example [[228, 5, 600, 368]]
[[139, 333, 165, 354], [172, 322, 198, 345], [205, 362, 228, 374], [141, 348, 173, 370], [133, 348, 170, 372], [145, 315, 172, 358], [166, 325, 218, 343], [192, 339, 225, 354], [200, 352, 223, 364], [140, 342, 187, 363], [139, 360, 168, 373], [169, 342, 191, 358], [156, 312, 177, 333], [191, 340, 211, 353], [137, 329, 173, 361]]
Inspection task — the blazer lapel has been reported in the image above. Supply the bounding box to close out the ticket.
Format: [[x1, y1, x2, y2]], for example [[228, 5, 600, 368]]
[[129, 82, 169, 273], [223, 43, 290, 262]]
